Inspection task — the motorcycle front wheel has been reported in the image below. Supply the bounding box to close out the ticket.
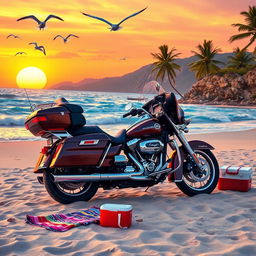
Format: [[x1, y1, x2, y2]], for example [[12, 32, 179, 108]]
[[175, 149, 219, 196], [43, 170, 99, 204]]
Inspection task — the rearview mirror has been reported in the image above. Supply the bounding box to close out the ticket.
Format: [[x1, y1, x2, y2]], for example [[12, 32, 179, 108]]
[[125, 103, 134, 111]]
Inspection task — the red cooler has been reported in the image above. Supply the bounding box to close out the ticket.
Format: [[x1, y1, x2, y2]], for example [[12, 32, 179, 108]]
[[100, 204, 133, 228], [218, 166, 253, 192]]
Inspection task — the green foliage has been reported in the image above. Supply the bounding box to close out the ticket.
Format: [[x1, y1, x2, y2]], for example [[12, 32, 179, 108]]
[[189, 40, 223, 80], [229, 6, 256, 51], [214, 66, 255, 75], [151, 44, 183, 97], [227, 47, 256, 69]]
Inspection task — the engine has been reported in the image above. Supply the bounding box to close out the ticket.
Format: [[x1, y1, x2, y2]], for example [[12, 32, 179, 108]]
[[127, 138, 164, 174], [138, 139, 164, 154]]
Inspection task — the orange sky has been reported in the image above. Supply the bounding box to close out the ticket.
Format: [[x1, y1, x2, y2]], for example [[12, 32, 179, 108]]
[[0, 0, 255, 88]]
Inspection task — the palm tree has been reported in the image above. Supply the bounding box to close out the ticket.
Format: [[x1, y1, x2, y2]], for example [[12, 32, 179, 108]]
[[189, 40, 223, 80], [229, 6, 256, 51], [227, 47, 255, 69], [151, 44, 183, 98]]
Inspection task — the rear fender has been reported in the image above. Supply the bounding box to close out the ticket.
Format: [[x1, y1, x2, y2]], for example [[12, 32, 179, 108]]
[[168, 140, 214, 182]]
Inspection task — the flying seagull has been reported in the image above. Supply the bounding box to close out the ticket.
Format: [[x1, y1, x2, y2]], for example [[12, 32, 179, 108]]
[[53, 34, 79, 43], [7, 34, 21, 39], [29, 42, 46, 55], [81, 7, 147, 31], [120, 57, 127, 61], [15, 52, 27, 56], [17, 14, 64, 30]]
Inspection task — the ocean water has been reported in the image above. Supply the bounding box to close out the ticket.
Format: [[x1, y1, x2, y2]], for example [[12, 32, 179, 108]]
[[0, 88, 256, 141]]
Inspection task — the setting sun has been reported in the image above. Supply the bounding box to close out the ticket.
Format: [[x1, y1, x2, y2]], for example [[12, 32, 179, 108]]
[[16, 67, 47, 89]]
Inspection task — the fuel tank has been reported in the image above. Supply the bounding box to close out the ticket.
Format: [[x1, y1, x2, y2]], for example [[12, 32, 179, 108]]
[[126, 118, 162, 138]]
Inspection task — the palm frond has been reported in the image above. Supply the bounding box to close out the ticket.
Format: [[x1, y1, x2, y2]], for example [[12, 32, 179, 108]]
[[151, 44, 182, 95], [229, 32, 253, 42]]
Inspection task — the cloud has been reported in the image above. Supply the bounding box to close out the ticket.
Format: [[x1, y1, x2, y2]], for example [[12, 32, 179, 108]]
[[77, 49, 114, 54], [87, 54, 112, 61], [49, 51, 81, 59]]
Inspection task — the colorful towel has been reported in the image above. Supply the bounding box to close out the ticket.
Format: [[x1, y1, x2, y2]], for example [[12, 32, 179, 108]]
[[26, 206, 100, 232]]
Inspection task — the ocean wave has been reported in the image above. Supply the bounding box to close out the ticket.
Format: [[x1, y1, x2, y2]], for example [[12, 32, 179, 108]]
[[188, 113, 256, 123], [0, 116, 25, 126], [190, 115, 231, 123], [0, 113, 256, 127], [86, 116, 133, 125], [0, 94, 17, 99]]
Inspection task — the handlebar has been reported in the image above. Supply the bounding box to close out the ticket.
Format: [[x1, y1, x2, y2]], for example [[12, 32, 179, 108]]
[[122, 108, 151, 118], [123, 112, 131, 118]]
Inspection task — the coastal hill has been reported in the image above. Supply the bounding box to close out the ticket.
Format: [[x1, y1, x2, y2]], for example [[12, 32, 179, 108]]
[[50, 53, 231, 94], [181, 68, 256, 105]]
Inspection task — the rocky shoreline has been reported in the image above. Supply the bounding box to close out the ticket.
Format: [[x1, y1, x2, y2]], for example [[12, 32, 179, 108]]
[[180, 68, 256, 106]]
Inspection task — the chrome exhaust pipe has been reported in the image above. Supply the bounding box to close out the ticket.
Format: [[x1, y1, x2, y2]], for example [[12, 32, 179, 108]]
[[52, 172, 152, 183], [52, 153, 152, 183]]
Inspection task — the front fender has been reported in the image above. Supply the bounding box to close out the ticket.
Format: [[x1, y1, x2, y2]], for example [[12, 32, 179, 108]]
[[168, 140, 214, 182], [186, 140, 214, 150]]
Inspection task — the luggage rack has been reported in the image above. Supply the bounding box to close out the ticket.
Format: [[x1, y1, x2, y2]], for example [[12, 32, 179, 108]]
[[32, 102, 56, 111]]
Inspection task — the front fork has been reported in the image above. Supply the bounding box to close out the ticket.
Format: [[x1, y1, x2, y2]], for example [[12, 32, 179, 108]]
[[165, 113, 207, 172]]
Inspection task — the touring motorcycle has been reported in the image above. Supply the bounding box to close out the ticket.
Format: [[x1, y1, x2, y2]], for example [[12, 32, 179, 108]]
[[25, 92, 219, 204]]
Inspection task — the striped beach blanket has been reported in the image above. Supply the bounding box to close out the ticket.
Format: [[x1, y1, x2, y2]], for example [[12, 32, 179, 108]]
[[26, 206, 100, 232]]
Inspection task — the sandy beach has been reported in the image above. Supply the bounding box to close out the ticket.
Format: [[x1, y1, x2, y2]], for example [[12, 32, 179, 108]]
[[0, 129, 255, 256]]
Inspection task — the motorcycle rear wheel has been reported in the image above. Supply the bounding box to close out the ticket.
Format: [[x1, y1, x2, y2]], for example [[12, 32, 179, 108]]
[[43, 170, 99, 204], [175, 149, 219, 196]]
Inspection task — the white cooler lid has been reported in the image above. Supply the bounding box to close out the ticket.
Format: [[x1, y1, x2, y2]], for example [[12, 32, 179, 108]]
[[220, 165, 253, 179], [100, 203, 133, 211]]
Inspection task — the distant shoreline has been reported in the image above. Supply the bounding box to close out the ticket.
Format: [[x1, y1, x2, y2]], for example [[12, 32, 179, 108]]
[[180, 102, 256, 109]]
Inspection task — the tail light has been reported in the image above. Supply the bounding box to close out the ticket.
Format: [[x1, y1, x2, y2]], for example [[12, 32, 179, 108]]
[[41, 146, 51, 155], [31, 116, 47, 123]]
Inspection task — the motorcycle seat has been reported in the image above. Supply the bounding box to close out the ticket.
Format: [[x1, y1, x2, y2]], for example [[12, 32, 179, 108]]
[[68, 125, 126, 144]]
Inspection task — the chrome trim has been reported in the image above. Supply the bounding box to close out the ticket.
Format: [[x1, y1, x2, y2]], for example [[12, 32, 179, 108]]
[[128, 153, 144, 173], [49, 131, 72, 139], [114, 155, 128, 164], [164, 113, 205, 172], [97, 143, 111, 168], [124, 166, 135, 172], [127, 138, 140, 151], [53, 172, 152, 182], [139, 139, 164, 154], [79, 140, 99, 146]]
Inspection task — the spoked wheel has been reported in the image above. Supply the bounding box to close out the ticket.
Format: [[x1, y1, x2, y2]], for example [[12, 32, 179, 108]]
[[175, 149, 219, 196], [43, 169, 98, 204]]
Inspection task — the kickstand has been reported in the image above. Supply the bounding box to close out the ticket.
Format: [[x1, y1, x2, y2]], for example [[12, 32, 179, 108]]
[[144, 186, 150, 192]]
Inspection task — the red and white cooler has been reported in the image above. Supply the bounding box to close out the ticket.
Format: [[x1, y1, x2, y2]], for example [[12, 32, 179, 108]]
[[218, 166, 253, 192], [100, 204, 133, 229]]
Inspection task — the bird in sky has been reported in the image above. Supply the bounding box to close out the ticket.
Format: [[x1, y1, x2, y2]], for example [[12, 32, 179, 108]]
[[120, 57, 127, 61], [17, 14, 64, 30], [15, 52, 27, 56], [7, 34, 21, 39], [81, 7, 147, 31], [29, 42, 46, 55], [53, 34, 79, 43]]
